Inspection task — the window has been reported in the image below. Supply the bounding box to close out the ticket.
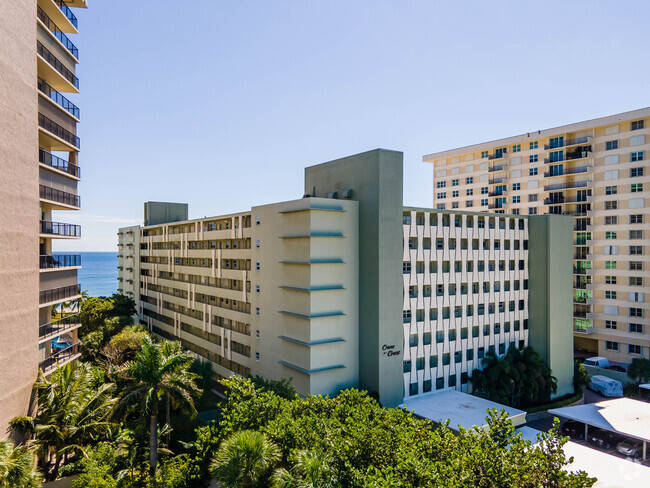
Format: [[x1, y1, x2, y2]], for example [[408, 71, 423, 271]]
[[605, 275, 617, 285], [512, 144, 521, 152], [630, 308, 643, 318], [409, 383, 418, 396], [481, 186, 489, 194], [605, 216, 618, 225], [402, 310, 411, 323], [255, 307, 260, 316], [481, 198, 488, 206], [631, 167, 644, 177], [403, 360, 411, 373], [631, 151, 644, 162], [452, 190, 459, 198], [629, 344, 642, 355], [402, 262, 411, 274], [630, 323, 643, 334], [416, 357, 425, 370], [512, 196, 520, 203], [606, 140, 618, 150], [466, 177, 473, 184], [466, 189, 473, 196], [605, 261, 616, 269], [630, 215, 643, 224], [530, 141, 538, 149], [452, 179, 459, 186], [481, 150, 488, 158], [437, 204, 446, 209], [606, 231, 617, 239], [529, 155, 538, 163], [605, 341, 619, 351], [630, 230, 644, 240], [631, 183, 643, 192], [629, 277, 643, 286], [529, 168, 538, 176], [605, 185, 617, 195], [604, 201, 617, 210], [255, 284, 260, 293], [512, 183, 520, 191], [529, 208, 537, 215], [437, 192, 446, 199], [403, 215, 411, 225], [630, 261, 643, 271], [255, 239, 260, 248], [255, 217, 260, 225], [256, 262, 260, 271], [605, 290, 617, 299], [605, 320, 617, 329], [437, 181, 446, 188], [631, 120, 645, 131]]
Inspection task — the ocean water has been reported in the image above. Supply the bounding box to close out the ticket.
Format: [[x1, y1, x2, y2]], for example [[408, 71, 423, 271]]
[[78, 252, 118, 297]]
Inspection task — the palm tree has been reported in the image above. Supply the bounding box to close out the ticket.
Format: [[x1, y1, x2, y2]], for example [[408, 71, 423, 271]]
[[272, 451, 335, 488], [10, 362, 116, 480], [0, 440, 41, 488], [114, 337, 200, 481], [211, 430, 281, 488]]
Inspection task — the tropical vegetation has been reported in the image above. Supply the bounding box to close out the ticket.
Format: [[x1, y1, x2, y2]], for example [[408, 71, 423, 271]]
[[0, 440, 40, 488]]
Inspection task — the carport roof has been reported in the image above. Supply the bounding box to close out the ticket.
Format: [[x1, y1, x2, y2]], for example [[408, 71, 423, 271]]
[[549, 398, 650, 443]]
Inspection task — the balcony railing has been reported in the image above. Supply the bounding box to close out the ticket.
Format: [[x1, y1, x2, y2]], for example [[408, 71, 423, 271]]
[[37, 6, 79, 59], [543, 180, 589, 191], [38, 78, 80, 118], [544, 157, 565, 164], [543, 166, 590, 178], [37, 41, 79, 89], [39, 313, 81, 339], [544, 196, 589, 205], [40, 341, 81, 373], [40, 220, 82, 237], [566, 150, 592, 161], [488, 164, 507, 172], [488, 177, 504, 185], [54, 0, 78, 29], [40, 254, 81, 269], [38, 113, 80, 148], [39, 284, 81, 304], [40, 184, 80, 208], [39, 148, 80, 178], [488, 190, 507, 197], [543, 136, 591, 150], [488, 152, 507, 160]]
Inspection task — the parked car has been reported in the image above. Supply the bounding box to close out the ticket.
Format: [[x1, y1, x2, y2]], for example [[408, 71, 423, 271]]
[[561, 420, 586, 440], [584, 357, 610, 368], [589, 375, 623, 397], [616, 438, 643, 458], [587, 429, 624, 449]]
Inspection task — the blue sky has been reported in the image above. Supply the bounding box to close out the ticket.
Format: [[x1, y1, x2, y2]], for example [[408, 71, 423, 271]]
[[56, 0, 650, 251]]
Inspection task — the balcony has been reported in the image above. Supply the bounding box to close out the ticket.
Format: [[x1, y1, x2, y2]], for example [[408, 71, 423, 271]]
[[488, 152, 507, 160], [54, 0, 78, 29], [39, 148, 80, 178], [488, 177, 504, 185], [573, 310, 588, 318], [566, 150, 593, 161], [488, 204, 505, 210], [38, 78, 79, 119], [573, 326, 595, 335], [544, 157, 565, 164], [40, 220, 81, 238], [544, 196, 589, 205], [543, 180, 590, 192], [544, 136, 592, 150], [39, 313, 81, 342], [488, 190, 507, 197], [40, 185, 80, 209], [37, 41, 79, 91], [40, 341, 81, 374], [37, 6, 79, 59], [488, 164, 507, 172], [39, 284, 81, 305], [40, 254, 81, 270], [543, 166, 590, 178], [39, 113, 80, 149]]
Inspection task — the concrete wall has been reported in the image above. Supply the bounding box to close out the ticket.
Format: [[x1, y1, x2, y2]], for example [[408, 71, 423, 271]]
[[528, 214, 574, 398], [144, 202, 188, 226], [0, 0, 39, 434], [304, 149, 404, 407]]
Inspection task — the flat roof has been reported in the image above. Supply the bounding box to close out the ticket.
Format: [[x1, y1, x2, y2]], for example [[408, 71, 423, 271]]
[[549, 398, 650, 443], [516, 427, 650, 488], [401, 389, 526, 431]]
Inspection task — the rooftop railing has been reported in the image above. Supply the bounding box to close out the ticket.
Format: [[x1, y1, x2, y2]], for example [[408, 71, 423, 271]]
[[40, 254, 81, 269], [39, 148, 80, 178], [38, 77, 80, 118], [39, 313, 81, 339], [39, 341, 81, 373], [40, 220, 82, 237], [37, 41, 79, 89], [54, 0, 78, 28], [40, 184, 81, 208], [39, 284, 81, 304], [37, 6, 79, 59], [38, 113, 80, 148]]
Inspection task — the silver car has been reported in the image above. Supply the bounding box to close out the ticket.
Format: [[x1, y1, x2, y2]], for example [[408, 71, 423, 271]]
[[616, 439, 643, 458]]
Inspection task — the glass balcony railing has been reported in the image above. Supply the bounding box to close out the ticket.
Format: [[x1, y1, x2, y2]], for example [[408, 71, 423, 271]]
[[40, 254, 81, 269], [39, 284, 81, 304], [37, 41, 79, 89], [39, 313, 81, 339], [54, 0, 78, 29], [37, 6, 79, 59], [38, 78, 80, 118], [39, 148, 80, 178], [40, 341, 81, 373], [40, 184, 81, 208], [38, 113, 80, 148], [40, 220, 82, 237]]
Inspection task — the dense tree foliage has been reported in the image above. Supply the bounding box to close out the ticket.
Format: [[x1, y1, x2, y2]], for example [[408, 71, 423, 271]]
[[470, 346, 558, 407], [628, 357, 650, 384], [0, 440, 40, 488], [573, 360, 591, 392]]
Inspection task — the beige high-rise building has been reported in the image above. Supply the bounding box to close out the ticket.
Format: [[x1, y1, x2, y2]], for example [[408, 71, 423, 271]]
[[423, 107, 649, 366], [0, 0, 86, 432]]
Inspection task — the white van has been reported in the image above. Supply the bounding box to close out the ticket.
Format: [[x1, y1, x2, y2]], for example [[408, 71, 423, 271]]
[[589, 375, 623, 397], [584, 357, 610, 368]]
